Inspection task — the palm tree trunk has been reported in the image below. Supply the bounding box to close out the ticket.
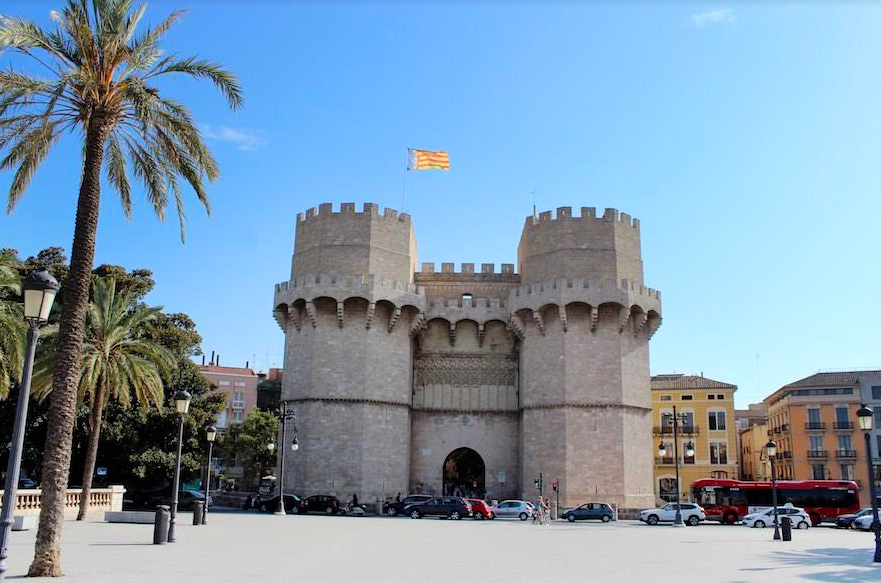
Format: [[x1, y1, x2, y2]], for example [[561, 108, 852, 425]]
[[76, 381, 107, 521], [29, 114, 109, 577]]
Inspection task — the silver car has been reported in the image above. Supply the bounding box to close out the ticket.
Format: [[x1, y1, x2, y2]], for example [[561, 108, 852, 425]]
[[491, 500, 535, 520]]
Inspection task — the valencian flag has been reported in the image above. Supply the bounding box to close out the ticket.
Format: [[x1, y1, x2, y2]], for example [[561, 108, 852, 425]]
[[407, 148, 450, 171]]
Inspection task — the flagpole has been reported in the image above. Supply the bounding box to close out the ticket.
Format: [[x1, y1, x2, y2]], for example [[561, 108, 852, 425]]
[[401, 148, 409, 212]]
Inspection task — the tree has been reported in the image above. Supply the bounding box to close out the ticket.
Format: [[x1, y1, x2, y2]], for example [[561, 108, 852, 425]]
[[220, 410, 279, 488], [0, 250, 24, 398], [31, 277, 174, 520], [0, 2, 242, 574]]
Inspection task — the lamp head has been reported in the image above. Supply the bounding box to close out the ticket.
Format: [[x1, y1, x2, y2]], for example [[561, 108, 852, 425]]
[[291, 436, 299, 452], [685, 441, 695, 458], [658, 441, 666, 458], [205, 426, 217, 442], [267, 442, 275, 452], [856, 403, 874, 431], [765, 439, 777, 458], [174, 390, 191, 414], [23, 270, 60, 326]]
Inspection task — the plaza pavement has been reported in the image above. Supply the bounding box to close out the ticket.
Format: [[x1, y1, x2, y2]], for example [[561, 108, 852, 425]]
[[3, 510, 880, 582]]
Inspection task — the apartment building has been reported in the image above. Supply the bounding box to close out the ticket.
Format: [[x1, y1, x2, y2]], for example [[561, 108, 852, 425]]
[[197, 359, 259, 432], [736, 403, 769, 481], [651, 374, 739, 502], [763, 371, 877, 506]]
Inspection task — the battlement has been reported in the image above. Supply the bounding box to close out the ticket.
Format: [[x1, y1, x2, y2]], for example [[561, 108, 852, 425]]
[[523, 206, 639, 230], [418, 262, 516, 275], [275, 272, 422, 295], [512, 277, 660, 300], [296, 202, 411, 224], [428, 297, 507, 310]]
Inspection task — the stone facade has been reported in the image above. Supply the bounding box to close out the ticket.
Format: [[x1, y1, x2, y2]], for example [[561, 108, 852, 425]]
[[273, 203, 662, 510]]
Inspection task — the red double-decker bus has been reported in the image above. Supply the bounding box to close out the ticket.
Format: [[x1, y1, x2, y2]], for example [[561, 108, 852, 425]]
[[691, 478, 860, 526]]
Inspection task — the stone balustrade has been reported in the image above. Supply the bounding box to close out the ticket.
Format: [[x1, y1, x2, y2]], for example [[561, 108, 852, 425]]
[[0, 485, 125, 516]]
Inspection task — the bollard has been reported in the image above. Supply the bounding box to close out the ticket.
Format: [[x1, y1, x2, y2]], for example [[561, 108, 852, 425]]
[[192, 501, 204, 525], [153, 506, 170, 545], [781, 516, 792, 541]]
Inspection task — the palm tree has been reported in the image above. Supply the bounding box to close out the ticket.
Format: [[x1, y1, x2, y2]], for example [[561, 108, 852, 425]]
[[0, 1, 241, 574], [0, 251, 25, 397], [32, 277, 173, 520]]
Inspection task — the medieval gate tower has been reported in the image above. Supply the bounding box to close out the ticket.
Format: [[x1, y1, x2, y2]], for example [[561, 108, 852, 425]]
[[273, 203, 662, 510]]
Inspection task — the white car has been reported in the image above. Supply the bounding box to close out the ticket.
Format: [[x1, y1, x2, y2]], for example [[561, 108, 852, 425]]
[[491, 500, 535, 520], [852, 513, 879, 531], [741, 506, 810, 530], [639, 503, 706, 526]]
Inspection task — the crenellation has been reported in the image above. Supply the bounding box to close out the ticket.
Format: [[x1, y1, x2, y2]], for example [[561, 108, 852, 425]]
[[442, 263, 455, 273], [421, 262, 435, 273], [481, 263, 494, 273], [340, 202, 356, 213], [461, 263, 474, 274]]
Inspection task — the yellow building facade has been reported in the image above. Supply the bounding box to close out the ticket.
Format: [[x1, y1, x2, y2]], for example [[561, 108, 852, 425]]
[[651, 374, 739, 503]]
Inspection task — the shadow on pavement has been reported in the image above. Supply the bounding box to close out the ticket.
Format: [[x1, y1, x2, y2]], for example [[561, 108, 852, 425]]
[[744, 547, 880, 582]]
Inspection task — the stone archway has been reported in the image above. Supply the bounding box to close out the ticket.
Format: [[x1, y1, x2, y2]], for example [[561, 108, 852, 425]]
[[442, 447, 485, 498]]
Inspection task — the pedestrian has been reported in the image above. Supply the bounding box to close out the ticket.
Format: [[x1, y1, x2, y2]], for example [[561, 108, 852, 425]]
[[396, 492, 401, 503], [352, 493, 359, 507]]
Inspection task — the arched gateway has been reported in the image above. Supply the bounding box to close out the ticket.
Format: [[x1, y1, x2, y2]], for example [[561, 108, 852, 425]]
[[443, 448, 485, 498]]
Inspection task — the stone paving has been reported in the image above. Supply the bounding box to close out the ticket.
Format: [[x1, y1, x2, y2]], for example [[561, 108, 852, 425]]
[[3, 511, 880, 582]]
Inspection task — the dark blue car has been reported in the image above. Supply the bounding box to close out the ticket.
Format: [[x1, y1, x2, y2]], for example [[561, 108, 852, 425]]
[[561, 502, 614, 523]]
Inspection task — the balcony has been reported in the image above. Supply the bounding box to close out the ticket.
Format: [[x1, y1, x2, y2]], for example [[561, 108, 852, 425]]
[[807, 450, 828, 459], [767, 429, 774, 436], [805, 422, 826, 431], [834, 422, 854, 430], [653, 426, 700, 436], [782, 451, 792, 459], [780, 423, 790, 432], [773, 427, 782, 434], [836, 449, 858, 459], [656, 457, 675, 465]]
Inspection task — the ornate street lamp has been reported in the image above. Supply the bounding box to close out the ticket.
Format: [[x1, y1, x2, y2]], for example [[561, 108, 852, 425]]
[[0, 271, 59, 583], [202, 426, 217, 525], [856, 404, 881, 563], [766, 439, 780, 541], [273, 403, 296, 516], [168, 389, 191, 542], [658, 406, 695, 527]]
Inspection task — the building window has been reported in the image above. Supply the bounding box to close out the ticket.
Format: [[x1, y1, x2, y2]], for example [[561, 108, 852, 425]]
[[708, 410, 727, 431], [660, 395, 672, 401], [233, 409, 244, 424], [717, 394, 725, 400], [807, 408, 821, 424], [876, 435, 881, 459], [871, 386, 881, 399], [875, 407, 881, 429], [659, 477, 678, 502], [809, 436, 824, 451], [838, 434, 853, 453], [834, 406, 850, 425], [840, 464, 855, 481], [218, 380, 230, 386], [217, 410, 228, 429], [681, 395, 693, 401], [710, 442, 728, 464], [461, 293, 473, 302], [681, 411, 695, 432], [708, 395, 715, 400], [232, 392, 244, 409], [812, 464, 826, 480], [234, 381, 246, 388]]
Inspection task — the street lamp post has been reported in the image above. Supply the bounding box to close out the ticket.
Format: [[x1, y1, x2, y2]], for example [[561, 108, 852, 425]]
[[0, 271, 59, 583], [766, 439, 781, 541], [273, 403, 296, 516], [202, 426, 216, 525], [167, 389, 191, 543], [657, 405, 695, 527], [856, 404, 881, 563]]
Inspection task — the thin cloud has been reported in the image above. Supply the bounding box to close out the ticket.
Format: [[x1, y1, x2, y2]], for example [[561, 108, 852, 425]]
[[201, 124, 268, 151], [692, 8, 736, 27]]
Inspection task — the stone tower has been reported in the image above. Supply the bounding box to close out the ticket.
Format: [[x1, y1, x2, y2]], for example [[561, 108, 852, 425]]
[[272, 202, 425, 501], [512, 207, 661, 509]]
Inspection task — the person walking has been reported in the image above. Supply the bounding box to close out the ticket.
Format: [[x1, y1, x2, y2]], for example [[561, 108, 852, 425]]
[[395, 492, 401, 503]]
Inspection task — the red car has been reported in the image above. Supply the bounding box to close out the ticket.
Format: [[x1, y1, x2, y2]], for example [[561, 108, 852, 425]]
[[468, 498, 494, 520]]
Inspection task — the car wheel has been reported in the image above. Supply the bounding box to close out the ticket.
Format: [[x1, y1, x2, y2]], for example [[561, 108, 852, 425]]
[[474, 511, 484, 520], [723, 512, 738, 525], [797, 520, 809, 530], [754, 520, 766, 528], [410, 510, 422, 519], [519, 512, 529, 521], [647, 515, 659, 526], [601, 515, 611, 523], [687, 516, 700, 527], [259, 503, 268, 512], [387, 508, 397, 517], [325, 507, 333, 514], [450, 511, 461, 520], [567, 515, 576, 522]]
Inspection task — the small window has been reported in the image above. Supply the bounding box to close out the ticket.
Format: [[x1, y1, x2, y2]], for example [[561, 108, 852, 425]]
[[717, 394, 725, 400], [708, 395, 716, 400], [660, 395, 672, 401], [681, 395, 693, 401], [461, 294, 473, 302], [872, 386, 881, 399]]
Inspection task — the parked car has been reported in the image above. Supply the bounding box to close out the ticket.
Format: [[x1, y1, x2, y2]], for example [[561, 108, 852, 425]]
[[256, 494, 302, 514], [18, 478, 36, 489], [152, 490, 211, 511], [561, 502, 614, 523], [299, 494, 342, 515], [836, 508, 874, 529], [639, 503, 706, 526], [491, 500, 535, 521], [385, 494, 432, 517], [741, 506, 810, 530], [852, 513, 880, 531], [406, 497, 472, 520], [467, 498, 494, 520]]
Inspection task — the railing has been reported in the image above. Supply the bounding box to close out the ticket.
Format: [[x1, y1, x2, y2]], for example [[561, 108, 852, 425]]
[[657, 458, 675, 465], [782, 451, 792, 459], [780, 423, 790, 432], [805, 422, 826, 431], [0, 486, 125, 516], [807, 450, 828, 458], [653, 426, 700, 436], [836, 450, 858, 459], [834, 422, 854, 430]]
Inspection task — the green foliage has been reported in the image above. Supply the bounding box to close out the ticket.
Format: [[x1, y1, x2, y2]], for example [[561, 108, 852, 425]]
[[0, 0, 243, 240], [0, 249, 24, 397], [220, 409, 279, 483]]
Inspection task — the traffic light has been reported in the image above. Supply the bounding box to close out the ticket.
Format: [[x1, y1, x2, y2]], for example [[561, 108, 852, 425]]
[[552, 481, 558, 492], [534, 478, 540, 490]]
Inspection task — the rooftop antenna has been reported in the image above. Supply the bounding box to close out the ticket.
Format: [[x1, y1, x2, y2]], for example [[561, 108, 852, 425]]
[[531, 190, 538, 220]]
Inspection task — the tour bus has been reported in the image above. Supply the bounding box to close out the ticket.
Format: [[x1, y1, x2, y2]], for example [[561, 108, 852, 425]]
[[691, 478, 860, 526]]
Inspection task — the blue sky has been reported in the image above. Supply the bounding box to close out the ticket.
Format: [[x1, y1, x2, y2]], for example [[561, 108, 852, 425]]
[[2, 2, 880, 407]]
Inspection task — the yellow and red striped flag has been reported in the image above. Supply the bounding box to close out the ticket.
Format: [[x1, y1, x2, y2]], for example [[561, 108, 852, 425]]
[[407, 148, 450, 171]]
